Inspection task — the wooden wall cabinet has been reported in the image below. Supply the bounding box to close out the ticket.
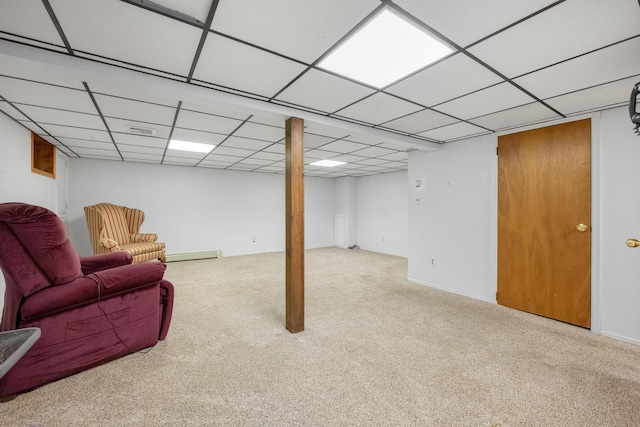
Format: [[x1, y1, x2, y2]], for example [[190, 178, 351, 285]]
[[31, 133, 56, 179]]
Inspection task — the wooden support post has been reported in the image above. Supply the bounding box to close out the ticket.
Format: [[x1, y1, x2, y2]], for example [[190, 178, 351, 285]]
[[285, 117, 304, 333]]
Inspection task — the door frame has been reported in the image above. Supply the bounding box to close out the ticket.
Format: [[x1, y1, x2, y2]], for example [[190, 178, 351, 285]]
[[492, 113, 601, 333]]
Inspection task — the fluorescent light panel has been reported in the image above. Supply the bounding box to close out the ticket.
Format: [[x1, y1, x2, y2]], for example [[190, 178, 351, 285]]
[[310, 160, 347, 167], [168, 139, 215, 153], [319, 9, 454, 88]]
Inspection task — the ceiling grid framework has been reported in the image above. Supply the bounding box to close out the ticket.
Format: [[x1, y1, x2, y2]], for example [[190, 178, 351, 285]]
[[0, 0, 638, 177]]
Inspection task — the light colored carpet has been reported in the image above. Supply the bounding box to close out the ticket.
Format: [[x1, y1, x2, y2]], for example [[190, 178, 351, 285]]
[[1, 247, 640, 426]]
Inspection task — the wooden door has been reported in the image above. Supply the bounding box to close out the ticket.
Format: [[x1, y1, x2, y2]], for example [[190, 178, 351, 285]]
[[497, 119, 591, 327]]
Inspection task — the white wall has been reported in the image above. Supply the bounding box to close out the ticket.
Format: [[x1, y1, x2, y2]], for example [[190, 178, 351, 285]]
[[408, 106, 640, 345], [357, 171, 408, 257], [408, 135, 497, 302], [68, 158, 335, 257], [0, 113, 68, 315]]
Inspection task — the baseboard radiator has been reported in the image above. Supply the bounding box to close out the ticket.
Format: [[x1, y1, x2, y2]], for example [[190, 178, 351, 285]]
[[165, 250, 222, 263]]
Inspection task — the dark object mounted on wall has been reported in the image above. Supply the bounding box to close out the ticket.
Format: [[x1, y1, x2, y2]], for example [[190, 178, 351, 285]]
[[631, 82, 640, 135]]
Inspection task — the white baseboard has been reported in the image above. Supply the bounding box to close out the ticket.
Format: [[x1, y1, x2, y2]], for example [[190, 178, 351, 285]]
[[407, 277, 494, 304], [165, 250, 222, 262]]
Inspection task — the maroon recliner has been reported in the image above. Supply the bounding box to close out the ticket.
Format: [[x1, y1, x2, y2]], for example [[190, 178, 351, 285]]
[[0, 203, 174, 399]]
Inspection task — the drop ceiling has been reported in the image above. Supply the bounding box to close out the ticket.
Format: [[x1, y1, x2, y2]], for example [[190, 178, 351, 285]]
[[0, 0, 638, 177]]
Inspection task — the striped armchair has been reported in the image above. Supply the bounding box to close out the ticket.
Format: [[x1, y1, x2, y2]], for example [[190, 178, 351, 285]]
[[84, 203, 166, 263]]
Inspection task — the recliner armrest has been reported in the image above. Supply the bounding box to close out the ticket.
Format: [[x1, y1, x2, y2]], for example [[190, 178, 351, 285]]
[[80, 252, 133, 275], [20, 262, 167, 321]]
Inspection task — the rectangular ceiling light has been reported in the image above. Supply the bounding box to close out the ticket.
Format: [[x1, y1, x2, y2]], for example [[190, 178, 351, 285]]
[[310, 160, 347, 167], [318, 8, 454, 88], [168, 139, 215, 153]]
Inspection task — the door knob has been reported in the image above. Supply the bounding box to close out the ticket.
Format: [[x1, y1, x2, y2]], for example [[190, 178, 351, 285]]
[[576, 224, 588, 232], [626, 239, 640, 248]]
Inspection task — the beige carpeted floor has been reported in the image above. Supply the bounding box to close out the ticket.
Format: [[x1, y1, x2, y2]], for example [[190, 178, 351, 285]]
[[1, 247, 640, 426]]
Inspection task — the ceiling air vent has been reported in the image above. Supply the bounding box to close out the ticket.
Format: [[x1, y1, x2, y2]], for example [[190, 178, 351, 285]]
[[125, 125, 156, 136]]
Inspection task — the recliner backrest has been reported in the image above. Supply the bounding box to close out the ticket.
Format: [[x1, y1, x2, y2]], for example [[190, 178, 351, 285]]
[[0, 203, 81, 287]]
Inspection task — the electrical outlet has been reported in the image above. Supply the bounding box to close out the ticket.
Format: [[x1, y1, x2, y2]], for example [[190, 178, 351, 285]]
[[429, 257, 436, 267]]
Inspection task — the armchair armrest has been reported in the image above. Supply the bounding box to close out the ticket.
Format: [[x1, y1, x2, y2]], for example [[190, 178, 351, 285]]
[[80, 252, 133, 275], [130, 233, 158, 243], [20, 262, 167, 321], [99, 237, 120, 249]]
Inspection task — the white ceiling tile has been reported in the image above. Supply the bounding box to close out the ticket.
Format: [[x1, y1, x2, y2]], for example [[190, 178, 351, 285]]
[[545, 76, 640, 116], [250, 151, 284, 162], [227, 164, 257, 171], [305, 149, 337, 160], [70, 145, 118, 155], [238, 158, 274, 166], [395, 0, 559, 47], [112, 133, 167, 148], [469, 0, 640, 78], [262, 143, 285, 155], [119, 145, 164, 155], [469, 102, 560, 131], [380, 109, 458, 134], [170, 128, 227, 146], [94, 95, 178, 125], [325, 154, 367, 163], [50, 0, 201, 76], [275, 69, 375, 113], [17, 120, 44, 134], [303, 123, 350, 139], [515, 38, 640, 100], [205, 153, 243, 163], [122, 153, 163, 163], [17, 105, 104, 129], [175, 109, 242, 134], [211, 0, 379, 63], [352, 158, 389, 166], [0, 101, 29, 121], [200, 160, 235, 168], [181, 103, 250, 121], [0, 77, 94, 112], [386, 54, 503, 107], [336, 93, 422, 125], [376, 141, 414, 151], [162, 158, 199, 166], [59, 138, 112, 150], [164, 149, 208, 160], [378, 152, 409, 162], [151, 0, 213, 24], [299, 133, 334, 150], [319, 140, 369, 154], [88, 83, 179, 108], [418, 122, 488, 142], [38, 124, 110, 141], [0, 1, 64, 47], [0, 54, 84, 90], [211, 146, 253, 158], [350, 145, 397, 158], [106, 118, 172, 140], [248, 114, 288, 128], [233, 122, 284, 142], [343, 133, 385, 145], [193, 34, 307, 98], [222, 136, 272, 151], [435, 83, 535, 119]]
